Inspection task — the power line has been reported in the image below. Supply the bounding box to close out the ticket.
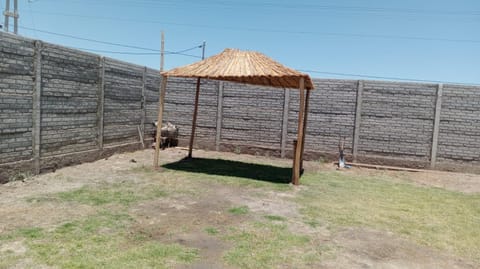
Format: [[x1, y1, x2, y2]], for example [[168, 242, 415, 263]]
[[172, 44, 203, 55], [19, 25, 160, 51], [23, 12, 480, 44], [10, 22, 480, 85], [75, 47, 202, 58], [18, 25, 204, 57], [299, 69, 480, 86], [72, 47, 158, 55], [29, 0, 480, 17], [26, 0, 39, 38]]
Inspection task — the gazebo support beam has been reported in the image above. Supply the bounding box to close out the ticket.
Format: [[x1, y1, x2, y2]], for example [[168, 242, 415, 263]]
[[188, 78, 201, 158], [292, 77, 305, 185], [300, 89, 310, 172], [154, 75, 168, 168]]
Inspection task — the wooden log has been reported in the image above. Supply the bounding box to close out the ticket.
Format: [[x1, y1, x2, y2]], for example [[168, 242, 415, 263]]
[[154, 75, 168, 168], [343, 162, 423, 173]]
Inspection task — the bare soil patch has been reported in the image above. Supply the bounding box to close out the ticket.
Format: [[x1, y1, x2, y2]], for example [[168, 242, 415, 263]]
[[336, 165, 480, 194], [321, 227, 476, 269]]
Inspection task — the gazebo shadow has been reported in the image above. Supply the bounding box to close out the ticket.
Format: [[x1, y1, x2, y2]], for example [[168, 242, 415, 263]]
[[162, 157, 292, 184]]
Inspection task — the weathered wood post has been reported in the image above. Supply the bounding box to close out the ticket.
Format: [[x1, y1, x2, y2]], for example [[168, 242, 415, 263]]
[[154, 75, 168, 168], [188, 78, 201, 158], [215, 81, 224, 151], [292, 77, 306, 185], [300, 89, 311, 172]]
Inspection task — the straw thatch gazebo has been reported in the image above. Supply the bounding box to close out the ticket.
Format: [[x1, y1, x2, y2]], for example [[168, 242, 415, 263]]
[[153, 49, 314, 185]]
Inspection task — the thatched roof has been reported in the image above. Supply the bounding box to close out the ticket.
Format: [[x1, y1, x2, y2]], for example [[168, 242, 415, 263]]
[[162, 48, 314, 90]]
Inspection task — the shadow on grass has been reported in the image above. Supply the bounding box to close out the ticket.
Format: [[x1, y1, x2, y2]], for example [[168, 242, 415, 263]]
[[163, 157, 292, 184]]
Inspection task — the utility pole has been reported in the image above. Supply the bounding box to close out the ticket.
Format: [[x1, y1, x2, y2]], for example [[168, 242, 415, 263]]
[[160, 31, 165, 72], [201, 41, 206, 60], [13, 0, 18, 34], [3, 0, 19, 34]]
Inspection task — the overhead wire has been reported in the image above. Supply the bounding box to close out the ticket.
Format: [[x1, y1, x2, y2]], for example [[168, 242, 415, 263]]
[[19, 26, 161, 52], [17, 25, 203, 59], [20, 13, 480, 44], [18, 25, 204, 58], [19, 1, 479, 84], [75, 47, 202, 58], [26, 0, 39, 38], [299, 69, 480, 86], [27, 0, 480, 17]]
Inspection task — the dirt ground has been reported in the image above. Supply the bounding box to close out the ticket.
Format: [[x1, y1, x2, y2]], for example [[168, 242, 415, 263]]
[[1, 148, 479, 268], [338, 165, 480, 194]]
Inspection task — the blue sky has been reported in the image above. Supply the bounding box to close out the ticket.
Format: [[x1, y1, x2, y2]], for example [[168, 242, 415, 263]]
[[4, 0, 480, 84]]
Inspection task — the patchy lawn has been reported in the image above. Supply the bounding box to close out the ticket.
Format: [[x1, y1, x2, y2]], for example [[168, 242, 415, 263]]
[[0, 148, 479, 269]]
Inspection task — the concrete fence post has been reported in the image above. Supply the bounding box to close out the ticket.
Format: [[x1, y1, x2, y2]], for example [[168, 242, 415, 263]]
[[97, 57, 105, 150], [215, 81, 224, 151], [352, 80, 364, 162], [280, 88, 290, 158], [141, 67, 147, 137], [430, 83, 443, 168], [32, 40, 42, 174]]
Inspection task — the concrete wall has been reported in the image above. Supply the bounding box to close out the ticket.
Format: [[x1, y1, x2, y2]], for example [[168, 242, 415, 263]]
[[2, 31, 480, 182]]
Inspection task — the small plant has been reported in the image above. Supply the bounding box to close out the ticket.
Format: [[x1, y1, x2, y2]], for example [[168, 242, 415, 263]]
[[205, 227, 219, 235], [264, 215, 286, 221], [17, 227, 44, 239], [304, 219, 320, 228], [317, 156, 329, 164], [234, 146, 241, 154], [228, 206, 249, 215], [8, 172, 33, 182]]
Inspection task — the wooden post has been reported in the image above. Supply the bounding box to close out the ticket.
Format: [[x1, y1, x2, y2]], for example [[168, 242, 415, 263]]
[[188, 78, 201, 158], [292, 77, 305, 185], [300, 89, 310, 172], [280, 88, 290, 158], [32, 40, 42, 175], [215, 81, 224, 151], [160, 31, 165, 72], [97, 57, 105, 150], [352, 80, 364, 162], [154, 75, 168, 168], [430, 83, 443, 168]]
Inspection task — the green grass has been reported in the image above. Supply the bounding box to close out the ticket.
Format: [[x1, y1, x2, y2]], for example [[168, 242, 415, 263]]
[[224, 222, 327, 268], [2, 212, 198, 269], [228, 206, 250, 215], [298, 171, 480, 261]]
